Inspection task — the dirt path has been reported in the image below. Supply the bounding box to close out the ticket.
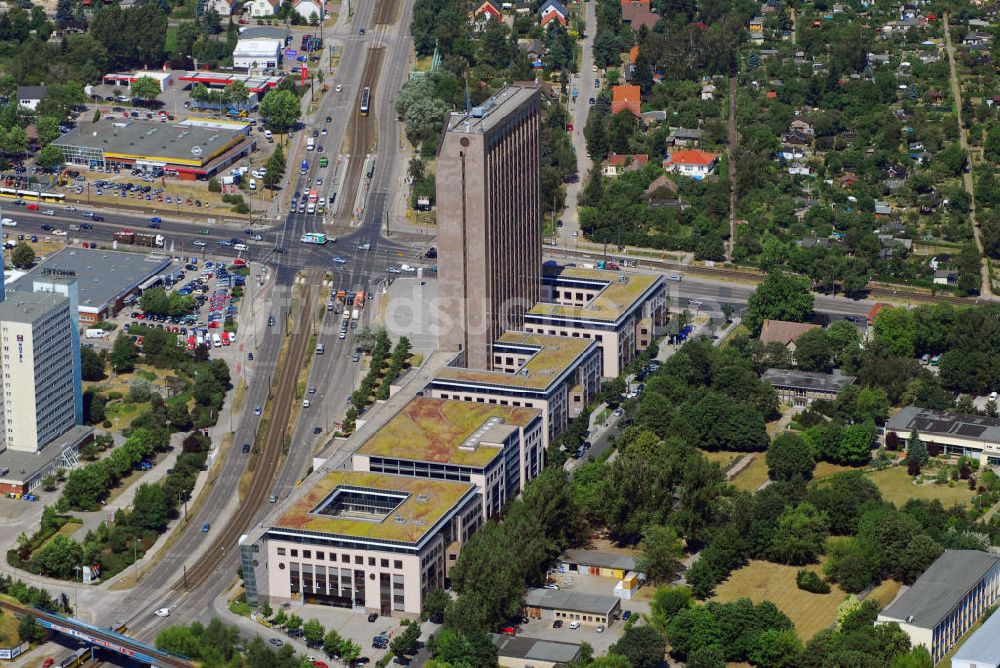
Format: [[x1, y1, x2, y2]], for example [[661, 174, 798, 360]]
[[943, 12, 992, 297]]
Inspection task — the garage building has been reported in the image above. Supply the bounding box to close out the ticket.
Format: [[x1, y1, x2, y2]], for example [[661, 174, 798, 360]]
[[494, 636, 582, 668], [523, 589, 621, 627]]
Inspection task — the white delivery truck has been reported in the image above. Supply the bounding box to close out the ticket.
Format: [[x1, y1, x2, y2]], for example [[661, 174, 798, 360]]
[[351, 308, 360, 320], [85, 329, 109, 339]]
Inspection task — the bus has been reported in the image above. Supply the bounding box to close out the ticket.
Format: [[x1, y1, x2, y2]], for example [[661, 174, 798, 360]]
[[300, 232, 327, 245], [360, 86, 371, 116]]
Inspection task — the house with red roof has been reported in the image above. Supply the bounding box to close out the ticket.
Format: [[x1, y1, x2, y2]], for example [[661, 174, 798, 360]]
[[663, 149, 719, 180], [539, 0, 568, 26], [602, 153, 649, 177], [867, 303, 891, 326], [611, 84, 641, 117], [759, 320, 821, 351], [472, 0, 503, 20]]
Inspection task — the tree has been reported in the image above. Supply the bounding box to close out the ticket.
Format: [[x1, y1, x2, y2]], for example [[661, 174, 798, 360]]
[[744, 271, 814, 334], [285, 614, 303, 633], [36, 116, 61, 146], [131, 483, 169, 532], [56, 0, 73, 27], [390, 622, 421, 659], [259, 89, 300, 135], [636, 525, 685, 584], [747, 628, 803, 668], [907, 429, 928, 466], [873, 307, 916, 358], [11, 241, 35, 268], [322, 629, 342, 657], [404, 96, 450, 145], [32, 534, 83, 578], [610, 624, 666, 668], [898, 535, 943, 585], [422, 588, 450, 623], [110, 332, 138, 373], [794, 329, 834, 372], [18, 615, 45, 643], [302, 618, 325, 647], [35, 144, 64, 169], [650, 586, 694, 624], [766, 432, 816, 483], [129, 77, 161, 104], [768, 503, 829, 565], [264, 144, 285, 189], [889, 646, 932, 668], [837, 421, 876, 466]]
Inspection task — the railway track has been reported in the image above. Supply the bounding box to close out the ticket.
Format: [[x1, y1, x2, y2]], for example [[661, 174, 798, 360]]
[[173, 271, 320, 592], [334, 45, 386, 226], [373, 0, 400, 25]]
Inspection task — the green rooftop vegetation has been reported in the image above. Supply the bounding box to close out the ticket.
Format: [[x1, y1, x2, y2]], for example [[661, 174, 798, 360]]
[[358, 397, 540, 468], [528, 267, 661, 321], [275, 471, 475, 544]]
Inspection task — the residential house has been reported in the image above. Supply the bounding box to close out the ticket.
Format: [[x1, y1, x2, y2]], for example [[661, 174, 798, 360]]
[[663, 149, 719, 180], [933, 270, 957, 285], [640, 110, 666, 127], [762, 368, 856, 406], [963, 32, 992, 47], [611, 84, 641, 117], [517, 39, 546, 60], [644, 174, 683, 208], [206, 0, 238, 15], [621, 0, 659, 31], [777, 146, 806, 161], [790, 118, 814, 135], [874, 200, 892, 216], [16, 86, 46, 111], [539, 0, 568, 26], [876, 550, 1000, 664], [749, 15, 764, 31], [758, 319, 820, 351], [514, 0, 532, 14], [750, 30, 764, 44], [839, 172, 858, 188], [291, 0, 322, 21], [700, 84, 716, 100], [759, 48, 779, 59], [867, 302, 890, 326], [781, 129, 812, 145], [473, 0, 503, 20], [670, 127, 703, 147], [602, 153, 648, 177], [246, 0, 280, 17], [788, 163, 812, 176]]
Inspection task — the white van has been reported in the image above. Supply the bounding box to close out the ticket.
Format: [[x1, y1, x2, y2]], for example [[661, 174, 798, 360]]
[[212, 333, 222, 348], [306, 138, 315, 151], [264, 129, 273, 141], [233, 243, 248, 251], [316, 343, 325, 354], [1, 218, 16, 227], [248, 178, 257, 191]]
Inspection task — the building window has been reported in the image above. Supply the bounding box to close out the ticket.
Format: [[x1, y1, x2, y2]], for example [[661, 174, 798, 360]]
[[277, 548, 286, 556], [394, 560, 402, 569], [316, 552, 324, 560], [381, 559, 389, 568], [303, 550, 311, 559], [290, 549, 298, 557]]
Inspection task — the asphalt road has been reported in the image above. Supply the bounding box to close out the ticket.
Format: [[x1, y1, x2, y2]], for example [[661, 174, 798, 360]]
[[559, 0, 596, 244]]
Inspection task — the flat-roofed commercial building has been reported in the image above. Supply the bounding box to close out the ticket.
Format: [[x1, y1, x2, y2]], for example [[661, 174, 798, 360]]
[[761, 368, 856, 407], [494, 636, 582, 668], [525, 266, 668, 377], [428, 332, 602, 442], [242, 471, 482, 616], [523, 589, 621, 626], [885, 407, 1000, 466], [352, 397, 544, 517], [952, 606, 1000, 668], [877, 550, 1000, 664], [7, 248, 172, 325], [53, 117, 254, 179], [437, 85, 542, 370]]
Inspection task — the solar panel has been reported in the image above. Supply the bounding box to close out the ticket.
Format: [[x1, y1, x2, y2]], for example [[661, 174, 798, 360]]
[[957, 424, 987, 438]]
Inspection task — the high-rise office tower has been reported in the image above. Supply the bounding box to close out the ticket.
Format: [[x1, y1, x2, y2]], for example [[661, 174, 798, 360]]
[[437, 85, 542, 370], [0, 284, 80, 454]]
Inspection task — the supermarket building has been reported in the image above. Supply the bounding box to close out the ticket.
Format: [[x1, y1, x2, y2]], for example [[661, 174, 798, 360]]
[[53, 117, 255, 180]]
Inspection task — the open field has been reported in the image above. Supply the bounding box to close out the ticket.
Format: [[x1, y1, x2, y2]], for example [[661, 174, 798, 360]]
[[813, 462, 858, 479], [712, 560, 849, 641], [866, 466, 975, 508], [701, 450, 769, 491]]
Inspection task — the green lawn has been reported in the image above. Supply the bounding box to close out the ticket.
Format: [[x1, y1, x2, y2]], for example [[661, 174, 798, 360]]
[[866, 466, 975, 508], [164, 25, 178, 55], [701, 450, 770, 491]]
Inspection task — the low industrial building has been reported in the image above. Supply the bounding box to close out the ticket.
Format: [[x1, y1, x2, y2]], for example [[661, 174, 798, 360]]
[[523, 589, 621, 626], [877, 550, 1000, 664], [761, 368, 857, 407], [352, 397, 544, 517], [102, 70, 174, 92], [494, 636, 582, 668], [178, 71, 284, 95], [233, 27, 290, 69], [556, 549, 637, 579], [884, 407, 1000, 466], [0, 426, 92, 495], [241, 471, 483, 616], [7, 248, 173, 326], [428, 332, 603, 443], [53, 117, 254, 179], [952, 606, 1000, 668], [524, 266, 668, 378]]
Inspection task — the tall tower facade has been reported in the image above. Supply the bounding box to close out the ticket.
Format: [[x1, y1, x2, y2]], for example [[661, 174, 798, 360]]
[[437, 85, 542, 370]]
